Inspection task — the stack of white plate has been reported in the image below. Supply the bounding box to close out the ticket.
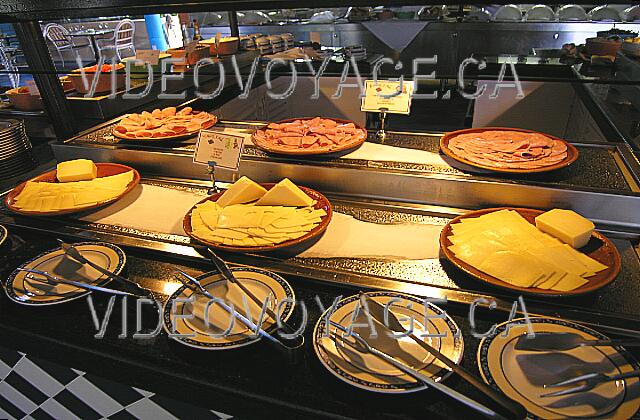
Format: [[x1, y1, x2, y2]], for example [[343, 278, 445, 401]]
[[0, 119, 35, 179]]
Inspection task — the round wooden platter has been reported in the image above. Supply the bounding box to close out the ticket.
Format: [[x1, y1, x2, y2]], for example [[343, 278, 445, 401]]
[[112, 114, 217, 142], [440, 127, 579, 174], [251, 117, 367, 156], [439, 207, 622, 297], [183, 184, 333, 253], [5, 163, 140, 217]]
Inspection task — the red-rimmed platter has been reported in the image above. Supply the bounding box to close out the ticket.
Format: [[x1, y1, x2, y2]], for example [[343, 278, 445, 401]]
[[440, 127, 579, 174], [183, 183, 333, 252], [440, 207, 621, 297], [251, 117, 367, 156], [5, 163, 140, 216]]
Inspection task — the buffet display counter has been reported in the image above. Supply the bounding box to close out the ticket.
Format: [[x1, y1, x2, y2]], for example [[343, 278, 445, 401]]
[[0, 119, 633, 331]]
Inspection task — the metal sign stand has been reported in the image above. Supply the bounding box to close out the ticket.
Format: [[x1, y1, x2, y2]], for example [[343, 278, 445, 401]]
[[376, 107, 389, 143], [207, 161, 220, 194]]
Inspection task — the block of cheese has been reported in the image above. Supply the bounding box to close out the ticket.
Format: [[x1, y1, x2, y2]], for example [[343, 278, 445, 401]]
[[535, 209, 594, 249], [56, 159, 98, 183], [256, 178, 314, 207], [217, 176, 267, 207]]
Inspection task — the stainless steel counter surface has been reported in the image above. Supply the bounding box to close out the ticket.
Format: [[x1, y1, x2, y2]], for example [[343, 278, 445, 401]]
[[53, 119, 640, 231]]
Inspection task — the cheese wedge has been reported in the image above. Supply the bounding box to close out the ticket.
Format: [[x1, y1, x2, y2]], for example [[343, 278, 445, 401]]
[[56, 159, 98, 183], [256, 178, 314, 207], [217, 176, 267, 207], [535, 209, 594, 249]]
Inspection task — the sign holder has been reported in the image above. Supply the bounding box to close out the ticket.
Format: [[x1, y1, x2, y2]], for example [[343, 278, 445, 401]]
[[376, 107, 389, 143], [206, 161, 220, 194], [361, 80, 414, 144]]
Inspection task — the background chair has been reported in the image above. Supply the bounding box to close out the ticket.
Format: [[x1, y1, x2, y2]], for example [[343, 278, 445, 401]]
[[0, 44, 19, 88], [97, 19, 136, 61], [42, 23, 93, 68]]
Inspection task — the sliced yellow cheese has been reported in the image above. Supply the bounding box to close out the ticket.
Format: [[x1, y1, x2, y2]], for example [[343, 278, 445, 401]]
[[535, 209, 595, 249], [477, 251, 546, 288], [217, 176, 267, 207], [56, 159, 97, 183], [551, 273, 589, 292], [256, 178, 314, 207]]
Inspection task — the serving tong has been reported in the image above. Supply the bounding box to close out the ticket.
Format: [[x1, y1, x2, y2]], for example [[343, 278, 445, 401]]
[[174, 270, 300, 351], [359, 293, 527, 419], [57, 239, 156, 299], [19, 268, 142, 298], [203, 248, 304, 348], [322, 320, 509, 420]]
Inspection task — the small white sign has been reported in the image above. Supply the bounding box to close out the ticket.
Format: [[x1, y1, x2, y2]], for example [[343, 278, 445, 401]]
[[361, 79, 414, 115], [136, 49, 161, 65], [194, 129, 244, 170]]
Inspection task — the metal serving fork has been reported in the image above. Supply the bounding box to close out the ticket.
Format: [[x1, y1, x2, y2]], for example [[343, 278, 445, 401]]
[[541, 370, 640, 398]]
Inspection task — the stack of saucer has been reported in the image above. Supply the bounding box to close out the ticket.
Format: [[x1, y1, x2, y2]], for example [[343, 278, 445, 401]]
[[0, 119, 36, 179]]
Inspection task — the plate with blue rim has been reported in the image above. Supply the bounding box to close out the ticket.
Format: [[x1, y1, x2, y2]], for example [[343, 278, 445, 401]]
[[313, 291, 464, 393], [162, 267, 295, 350], [477, 317, 640, 419], [4, 242, 126, 306]]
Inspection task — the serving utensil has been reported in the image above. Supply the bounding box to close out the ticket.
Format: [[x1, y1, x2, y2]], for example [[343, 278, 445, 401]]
[[323, 321, 506, 419], [204, 248, 303, 347], [57, 239, 154, 298], [174, 270, 297, 351], [360, 293, 527, 419], [19, 268, 143, 298], [540, 370, 640, 398], [514, 332, 640, 352]]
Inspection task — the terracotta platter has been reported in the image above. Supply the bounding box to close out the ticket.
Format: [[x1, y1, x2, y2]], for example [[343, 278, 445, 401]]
[[440, 127, 579, 174], [5, 163, 140, 216], [183, 183, 332, 252], [440, 207, 621, 297]]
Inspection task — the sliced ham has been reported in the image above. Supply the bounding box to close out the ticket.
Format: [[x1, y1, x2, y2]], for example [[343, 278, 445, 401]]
[[447, 130, 569, 170], [253, 117, 366, 153]]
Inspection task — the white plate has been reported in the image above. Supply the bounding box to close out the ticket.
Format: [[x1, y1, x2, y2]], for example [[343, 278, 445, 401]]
[[477, 317, 640, 419], [0, 225, 7, 247], [162, 267, 295, 350], [313, 291, 464, 393], [4, 242, 126, 306]]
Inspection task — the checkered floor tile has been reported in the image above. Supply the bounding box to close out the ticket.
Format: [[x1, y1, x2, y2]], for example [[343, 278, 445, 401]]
[[0, 346, 233, 419]]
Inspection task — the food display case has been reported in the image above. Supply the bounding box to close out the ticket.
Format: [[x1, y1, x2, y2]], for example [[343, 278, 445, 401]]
[[0, 2, 640, 419]]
